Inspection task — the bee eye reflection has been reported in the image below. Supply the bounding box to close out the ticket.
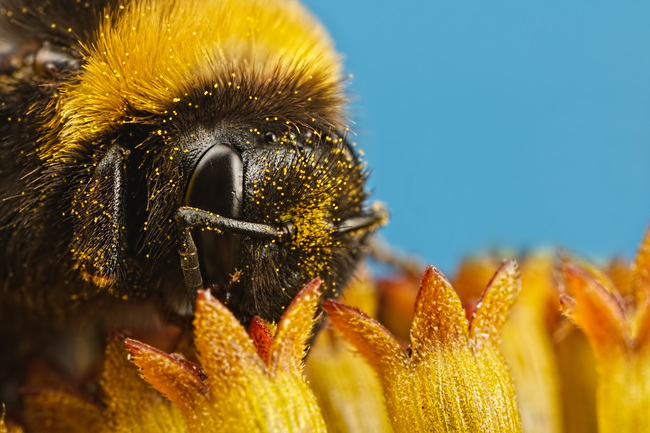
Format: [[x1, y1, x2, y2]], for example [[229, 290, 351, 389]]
[[33, 42, 81, 77], [264, 131, 277, 144], [184, 143, 243, 288]]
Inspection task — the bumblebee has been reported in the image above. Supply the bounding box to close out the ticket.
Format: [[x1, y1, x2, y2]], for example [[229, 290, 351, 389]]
[[0, 0, 385, 386]]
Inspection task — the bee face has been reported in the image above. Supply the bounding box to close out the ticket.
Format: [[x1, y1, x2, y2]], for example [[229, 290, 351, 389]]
[[161, 121, 373, 323], [0, 0, 386, 328]]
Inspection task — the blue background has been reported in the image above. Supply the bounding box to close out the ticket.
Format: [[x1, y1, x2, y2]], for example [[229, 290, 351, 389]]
[[303, 1, 650, 273]]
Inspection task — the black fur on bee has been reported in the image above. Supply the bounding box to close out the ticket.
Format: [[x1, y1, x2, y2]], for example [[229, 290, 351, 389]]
[[0, 0, 387, 390]]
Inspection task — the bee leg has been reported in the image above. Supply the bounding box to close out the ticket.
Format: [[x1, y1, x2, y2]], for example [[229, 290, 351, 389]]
[[176, 220, 204, 292], [70, 144, 130, 290]]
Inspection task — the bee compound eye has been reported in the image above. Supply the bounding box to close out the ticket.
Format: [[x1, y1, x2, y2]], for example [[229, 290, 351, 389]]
[[184, 143, 244, 288], [185, 143, 243, 218]]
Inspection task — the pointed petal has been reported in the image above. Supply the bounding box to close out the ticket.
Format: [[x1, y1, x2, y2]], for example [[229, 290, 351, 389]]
[[340, 268, 379, 318], [249, 316, 273, 366], [411, 266, 469, 361], [561, 263, 629, 356], [635, 297, 650, 350], [376, 275, 419, 341], [97, 335, 186, 432], [270, 278, 322, 373], [453, 256, 500, 303], [500, 256, 563, 433], [125, 338, 207, 420], [632, 224, 650, 309], [519, 254, 557, 309], [324, 299, 407, 375], [607, 257, 632, 297], [193, 290, 266, 387], [102, 335, 147, 414], [469, 260, 520, 350], [564, 254, 622, 300]]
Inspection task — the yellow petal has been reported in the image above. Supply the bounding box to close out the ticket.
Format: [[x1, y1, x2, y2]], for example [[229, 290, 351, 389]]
[[555, 326, 598, 433], [499, 256, 563, 433], [636, 297, 650, 350], [270, 278, 322, 374], [561, 239, 650, 433], [632, 225, 650, 306], [125, 339, 208, 424], [323, 300, 407, 375], [193, 289, 267, 389], [596, 350, 650, 433], [101, 335, 187, 432], [469, 260, 520, 350], [455, 255, 563, 432], [306, 269, 393, 432], [305, 329, 393, 433], [411, 266, 469, 358], [561, 262, 629, 356]]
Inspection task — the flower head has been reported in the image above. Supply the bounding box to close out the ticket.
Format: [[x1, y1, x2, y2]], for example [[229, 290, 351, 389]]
[[455, 255, 563, 433], [324, 261, 522, 433], [20, 279, 326, 433], [127, 279, 327, 433], [561, 225, 650, 433]]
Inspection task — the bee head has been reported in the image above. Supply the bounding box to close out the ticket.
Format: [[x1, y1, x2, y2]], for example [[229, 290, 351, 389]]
[[0, 0, 387, 323], [180, 124, 384, 322]]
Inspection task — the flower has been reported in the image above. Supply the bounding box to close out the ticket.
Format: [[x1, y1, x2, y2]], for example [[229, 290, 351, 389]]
[[454, 255, 564, 433], [127, 279, 327, 433], [560, 226, 650, 433], [324, 261, 522, 433], [21, 279, 326, 432]]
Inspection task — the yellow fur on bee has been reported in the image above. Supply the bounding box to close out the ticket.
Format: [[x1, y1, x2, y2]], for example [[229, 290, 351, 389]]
[[41, 0, 342, 160]]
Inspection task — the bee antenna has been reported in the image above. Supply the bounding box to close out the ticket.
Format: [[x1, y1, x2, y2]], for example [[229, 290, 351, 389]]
[[334, 201, 389, 235], [176, 207, 291, 242]]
